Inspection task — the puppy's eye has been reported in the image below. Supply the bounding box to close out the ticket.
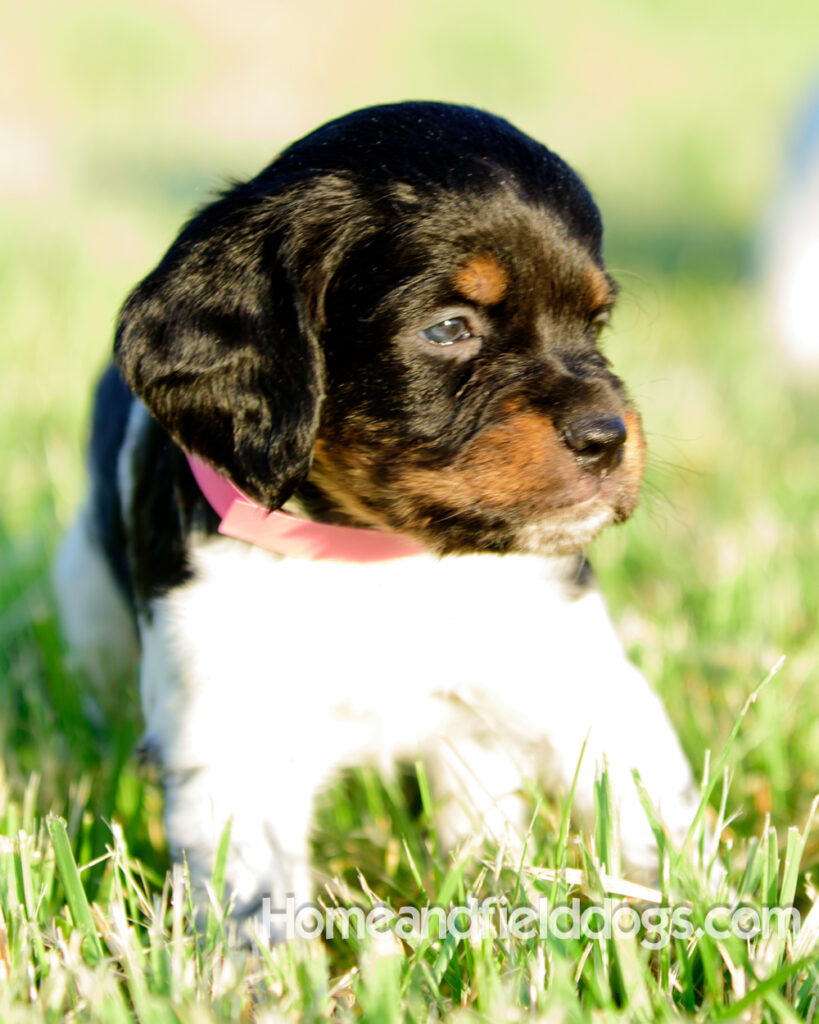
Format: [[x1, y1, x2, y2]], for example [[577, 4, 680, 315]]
[[591, 310, 611, 333], [419, 317, 473, 346]]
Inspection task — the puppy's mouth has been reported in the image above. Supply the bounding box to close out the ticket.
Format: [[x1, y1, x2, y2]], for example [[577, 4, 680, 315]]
[[305, 403, 646, 557], [514, 492, 620, 556]]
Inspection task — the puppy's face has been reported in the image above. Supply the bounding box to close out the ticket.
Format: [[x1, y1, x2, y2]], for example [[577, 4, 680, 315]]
[[309, 185, 644, 555], [115, 102, 644, 557]]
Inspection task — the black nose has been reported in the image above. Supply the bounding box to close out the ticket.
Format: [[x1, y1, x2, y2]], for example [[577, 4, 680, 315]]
[[562, 415, 627, 476]]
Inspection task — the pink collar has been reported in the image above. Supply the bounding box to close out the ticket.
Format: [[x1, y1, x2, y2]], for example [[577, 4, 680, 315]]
[[186, 453, 425, 562]]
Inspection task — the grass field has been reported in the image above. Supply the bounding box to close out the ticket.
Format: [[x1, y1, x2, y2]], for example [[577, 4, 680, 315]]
[[2, 0, 819, 1019]]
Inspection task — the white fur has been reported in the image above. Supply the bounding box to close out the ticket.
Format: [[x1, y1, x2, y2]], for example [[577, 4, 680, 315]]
[[53, 507, 139, 687], [135, 536, 699, 925]]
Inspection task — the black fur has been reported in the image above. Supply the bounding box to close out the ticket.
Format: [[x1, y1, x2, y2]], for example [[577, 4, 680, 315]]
[[90, 367, 220, 616], [88, 364, 136, 605]]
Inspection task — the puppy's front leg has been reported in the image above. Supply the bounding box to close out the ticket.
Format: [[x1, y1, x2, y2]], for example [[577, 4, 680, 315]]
[[139, 597, 324, 936], [534, 634, 701, 875], [563, 666, 700, 875], [424, 732, 530, 852]]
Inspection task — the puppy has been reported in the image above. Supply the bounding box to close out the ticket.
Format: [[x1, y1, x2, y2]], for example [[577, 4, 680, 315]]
[[55, 101, 700, 932]]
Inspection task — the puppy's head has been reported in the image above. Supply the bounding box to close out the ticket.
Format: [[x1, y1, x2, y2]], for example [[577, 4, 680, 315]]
[[116, 102, 644, 556]]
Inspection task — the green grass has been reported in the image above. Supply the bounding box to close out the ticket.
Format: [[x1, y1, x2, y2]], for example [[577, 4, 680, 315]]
[[3, 0, 819, 1018], [0, 737, 817, 1021]]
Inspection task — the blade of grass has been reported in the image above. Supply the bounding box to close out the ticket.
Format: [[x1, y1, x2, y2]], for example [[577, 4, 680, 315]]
[[46, 814, 104, 965], [680, 658, 784, 859], [16, 830, 48, 971], [205, 818, 232, 951]]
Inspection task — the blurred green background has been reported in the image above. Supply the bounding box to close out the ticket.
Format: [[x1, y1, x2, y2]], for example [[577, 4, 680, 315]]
[[2, 0, 819, 845]]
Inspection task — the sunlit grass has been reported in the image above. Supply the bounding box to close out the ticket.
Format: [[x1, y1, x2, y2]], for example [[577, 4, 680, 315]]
[[3, 0, 819, 1017], [0, 720, 817, 1021]]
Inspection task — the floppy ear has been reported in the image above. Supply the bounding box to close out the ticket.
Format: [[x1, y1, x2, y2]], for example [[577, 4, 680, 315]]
[[114, 188, 327, 510]]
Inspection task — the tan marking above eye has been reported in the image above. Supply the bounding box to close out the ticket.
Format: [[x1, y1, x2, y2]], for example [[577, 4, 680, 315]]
[[453, 256, 509, 306], [585, 266, 614, 312]]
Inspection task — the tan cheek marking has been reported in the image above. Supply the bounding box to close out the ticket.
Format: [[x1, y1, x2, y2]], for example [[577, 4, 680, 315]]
[[308, 438, 394, 530], [457, 411, 571, 501], [310, 405, 646, 531], [585, 266, 614, 310], [394, 406, 587, 513], [453, 256, 509, 306], [621, 409, 646, 486], [602, 408, 646, 520]]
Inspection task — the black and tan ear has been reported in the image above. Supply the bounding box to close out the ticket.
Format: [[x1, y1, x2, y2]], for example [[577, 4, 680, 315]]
[[114, 190, 327, 510]]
